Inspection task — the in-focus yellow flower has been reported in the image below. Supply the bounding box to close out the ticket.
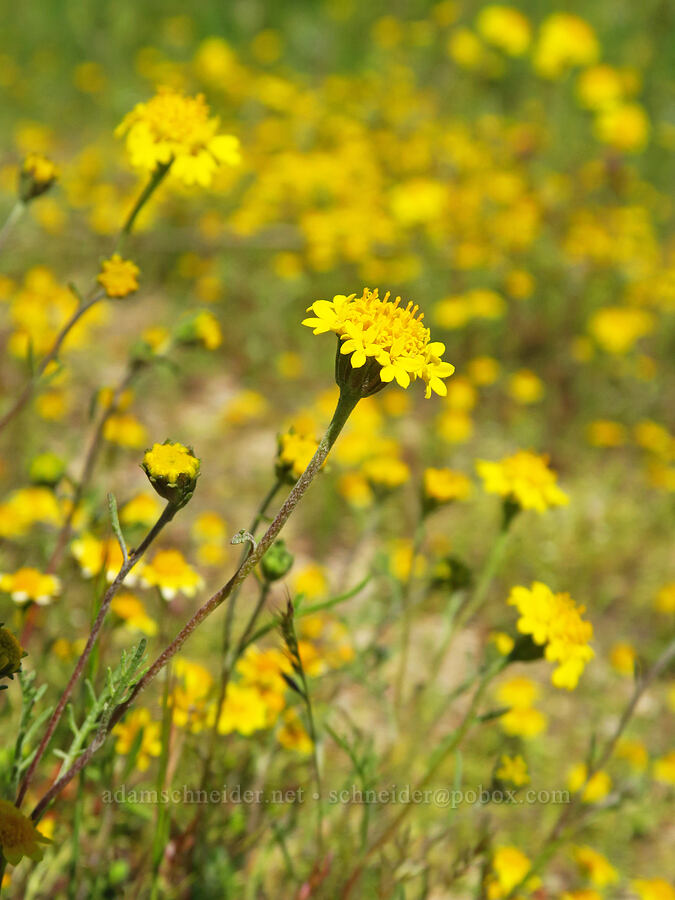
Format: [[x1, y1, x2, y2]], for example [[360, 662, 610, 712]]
[[632, 879, 675, 900], [97, 254, 140, 298], [476, 5, 531, 56], [572, 845, 619, 887], [143, 441, 200, 484], [111, 592, 158, 636], [277, 707, 313, 754], [116, 87, 241, 187], [0, 799, 51, 865], [140, 549, 203, 600], [0, 568, 61, 606], [568, 764, 612, 803], [302, 288, 455, 398], [476, 451, 568, 513], [486, 846, 540, 899], [113, 708, 162, 771], [423, 467, 472, 507], [496, 754, 529, 786], [508, 582, 594, 689]]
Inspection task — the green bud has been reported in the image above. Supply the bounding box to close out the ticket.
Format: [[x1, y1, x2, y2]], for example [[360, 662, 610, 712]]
[[261, 540, 294, 582], [29, 452, 66, 487]]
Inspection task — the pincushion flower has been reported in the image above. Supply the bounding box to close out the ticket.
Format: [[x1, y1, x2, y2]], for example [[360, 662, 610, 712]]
[[508, 582, 594, 689], [302, 288, 455, 398], [0, 799, 51, 865], [0, 568, 61, 606], [140, 549, 204, 600], [142, 440, 200, 506], [116, 87, 241, 187], [476, 451, 568, 512], [97, 254, 140, 298]]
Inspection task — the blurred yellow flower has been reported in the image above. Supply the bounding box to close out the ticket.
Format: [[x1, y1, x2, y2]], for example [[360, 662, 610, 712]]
[[423, 468, 472, 506], [103, 414, 148, 449], [595, 103, 650, 153], [0, 568, 61, 606], [568, 763, 612, 803], [476, 6, 531, 56], [508, 369, 544, 405], [655, 583, 675, 615], [476, 451, 568, 513], [120, 492, 162, 527], [586, 420, 627, 447], [277, 430, 320, 482], [111, 592, 158, 636], [588, 307, 655, 355], [486, 846, 540, 898], [215, 682, 268, 735], [632, 880, 675, 900], [534, 14, 599, 79], [609, 641, 636, 676], [140, 549, 203, 600], [496, 754, 529, 786], [97, 254, 140, 298], [467, 356, 501, 386], [572, 845, 618, 887], [616, 738, 649, 773], [653, 750, 675, 786], [362, 455, 411, 493], [113, 708, 162, 771], [0, 799, 51, 865]]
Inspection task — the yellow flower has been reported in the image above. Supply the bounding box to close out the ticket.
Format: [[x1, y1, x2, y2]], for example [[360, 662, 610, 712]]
[[0, 799, 51, 865], [568, 764, 612, 803], [215, 682, 269, 735], [561, 891, 602, 900], [116, 87, 241, 187], [302, 288, 455, 398], [361, 456, 411, 492], [615, 738, 649, 773], [533, 14, 599, 79], [292, 564, 328, 600], [0, 568, 61, 606], [97, 254, 140, 298], [586, 420, 627, 447], [655, 583, 675, 615], [595, 103, 650, 153], [467, 356, 501, 386], [508, 582, 594, 689], [222, 389, 268, 426], [111, 592, 158, 636], [103, 413, 148, 449], [0, 486, 61, 538], [142, 440, 200, 506], [476, 451, 568, 513], [588, 307, 655, 355], [496, 677, 548, 738], [192, 511, 227, 543], [0, 626, 25, 682], [113, 708, 162, 771], [277, 707, 313, 754], [236, 646, 288, 726], [632, 879, 675, 900], [610, 641, 637, 676], [140, 549, 203, 600], [476, 5, 531, 56], [277, 430, 320, 482], [508, 370, 544, 405], [577, 65, 629, 111], [387, 539, 427, 583], [20, 153, 58, 201], [486, 846, 540, 899], [70, 534, 131, 582], [496, 754, 530, 786], [572, 846, 619, 887], [491, 631, 515, 656], [120, 492, 162, 527], [338, 472, 374, 509], [653, 750, 675, 786], [423, 467, 472, 506], [298, 613, 354, 671]]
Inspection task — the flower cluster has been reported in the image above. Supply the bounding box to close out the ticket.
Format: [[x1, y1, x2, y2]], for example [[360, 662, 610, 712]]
[[302, 289, 455, 398], [508, 582, 594, 688], [477, 451, 568, 513]]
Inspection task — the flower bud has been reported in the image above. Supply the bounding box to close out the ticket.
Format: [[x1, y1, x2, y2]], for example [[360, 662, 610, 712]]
[[0, 625, 26, 685], [142, 440, 200, 509], [260, 540, 294, 582], [19, 153, 58, 202], [334, 337, 389, 398]]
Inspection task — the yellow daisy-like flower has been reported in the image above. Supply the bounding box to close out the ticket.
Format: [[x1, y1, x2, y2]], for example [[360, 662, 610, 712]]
[[70, 534, 131, 583], [0, 568, 61, 606], [508, 582, 594, 689], [476, 450, 568, 513], [214, 682, 269, 736], [423, 467, 473, 506], [116, 87, 241, 187], [20, 153, 58, 201], [113, 708, 162, 771], [572, 846, 619, 887], [143, 441, 200, 483], [97, 254, 140, 298], [140, 549, 204, 600], [496, 754, 530, 786], [302, 288, 455, 398], [110, 592, 158, 636], [0, 799, 51, 865], [486, 846, 540, 899]]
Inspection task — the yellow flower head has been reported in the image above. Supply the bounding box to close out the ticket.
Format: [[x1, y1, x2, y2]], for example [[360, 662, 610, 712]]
[[476, 5, 531, 56], [0, 799, 51, 865], [20, 153, 58, 201], [215, 682, 269, 736], [361, 455, 411, 493], [0, 568, 61, 606], [588, 307, 655, 355], [653, 750, 675, 786], [476, 450, 568, 513], [302, 288, 455, 398], [140, 549, 204, 601], [486, 846, 540, 898], [496, 754, 530, 786], [277, 707, 313, 754], [508, 582, 594, 689], [655, 583, 675, 615], [142, 440, 200, 506], [572, 846, 619, 887], [110, 592, 157, 636], [116, 87, 241, 187], [97, 254, 140, 298], [276, 430, 320, 483], [533, 13, 599, 79], [423, 467, 473, 507], [568, 763, 612, 803], [120, 492, 162, 528], [113, 708, 162, 771], [632, 879, 675, 900]]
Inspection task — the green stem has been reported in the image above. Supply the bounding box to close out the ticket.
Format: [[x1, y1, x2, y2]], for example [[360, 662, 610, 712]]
[[115, 162, 172, 252], [299, 654, 324, 856], [30, 388, 361, 822], [0, 200, 26, 251]]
